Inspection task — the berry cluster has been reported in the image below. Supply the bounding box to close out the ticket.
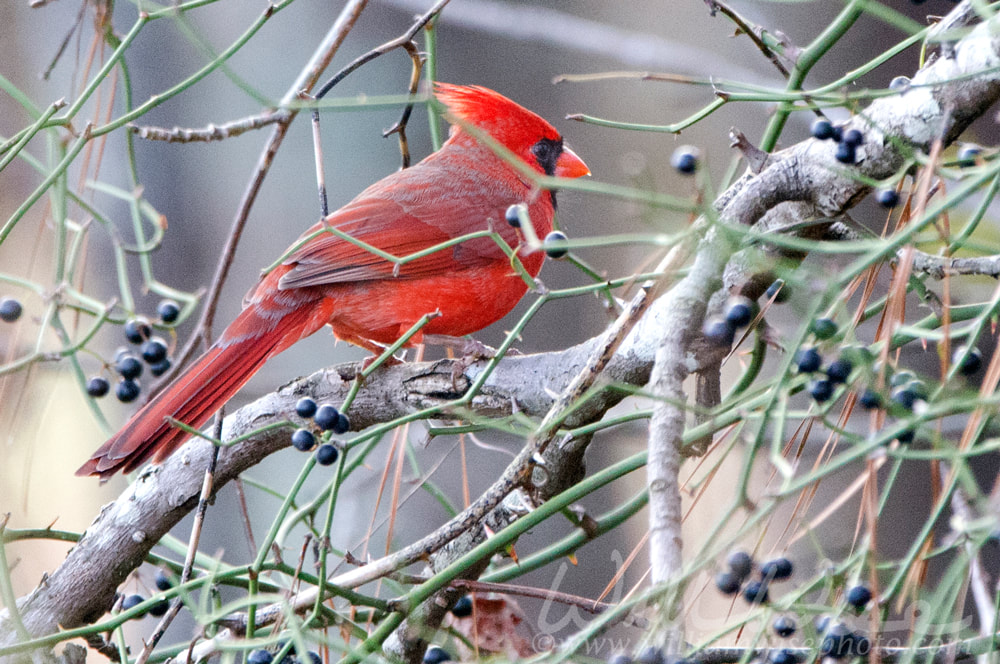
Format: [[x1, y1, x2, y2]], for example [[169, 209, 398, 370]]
[[790, 315, 984, 444], [816, 618, 870, 660], [120, 592, 169, 618], [810, 119, 865, 165], [291, 397, 348, 466], [715, 551, 794, 604], [703, 297, 758, 348], [118, 570, 174, 621], [85, 301, 182, 403]]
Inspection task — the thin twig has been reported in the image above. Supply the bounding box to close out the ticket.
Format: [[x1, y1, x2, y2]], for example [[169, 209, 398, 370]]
[[906, 250, 1000, 279], [168, 0, 369, 378], [306, 0, 448, 216], [703, 0, 792, 79], [135, 414, 223, 664], [128, 110, 289, 142], [380, 40, 425, 169]]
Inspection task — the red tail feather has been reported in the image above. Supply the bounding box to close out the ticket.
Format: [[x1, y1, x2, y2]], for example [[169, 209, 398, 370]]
[[76, 300, 319, 479]]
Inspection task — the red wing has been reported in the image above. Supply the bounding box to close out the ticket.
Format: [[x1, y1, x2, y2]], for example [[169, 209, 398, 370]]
[[277, 159, 525, 291]]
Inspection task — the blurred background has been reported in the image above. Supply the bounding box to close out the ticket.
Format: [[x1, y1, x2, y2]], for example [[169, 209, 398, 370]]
[[2, 0, 996, 656]]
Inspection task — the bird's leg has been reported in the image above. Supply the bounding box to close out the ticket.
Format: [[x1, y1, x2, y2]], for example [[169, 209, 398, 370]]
[[333, 329, 403, 371], [422, 334, 498, 359], [423, 334, 517, 390]]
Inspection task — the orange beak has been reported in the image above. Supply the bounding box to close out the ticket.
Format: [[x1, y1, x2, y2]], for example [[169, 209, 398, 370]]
[[555, 146, 590, 179]]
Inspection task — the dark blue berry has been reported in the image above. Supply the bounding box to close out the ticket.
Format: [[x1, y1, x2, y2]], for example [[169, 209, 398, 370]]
[[773, 615, 797, 637], [0, 298, 23, 323], [608, 655, 633, 664], [715, 570, 741, 595], [958, 144, 982, 166], [858, 389, 883, 410], [876, 188, 900, 208], [303, 652, 321, 664], [727, 551, 753, 580], [505, 204, 522, 228], [811, 118, 836, 141], [333, 413, 351, 435], [896, 428, 915, 445], [124, 318, 151, 344], [809, 379, 835, 402], [116, 354, 143, 380], [141, 337, 168, 364], [954, 347, 982, 376], [248, 650, 275, 664], [291, 428, 316, 452], [842, 129, 864, 146], [835, 142, 857, 164], [725, 298, 756, 328], [636, 646, 665, 664], [116, 379, 141, 403], [703, 317, 735, 347], [296, 397, 318, 419], [769, 649, 801, 664], [821, 624, 866, 659], [851, 634, 871, 657], [826, 358, 853, 384], [451, 595, 473, 617], [742, 579, 769, 604], [423, 647, 452, 664], [155, 570, 173, 591], [812, 318, 838, 340], [671, 146, 700, 174], [906, 379, 929, 400], [761, 557, 793, 580], [315, 444, 339, 466], [314, 404, 340, 430], [795, 348, 822, 373], [86, 376, 110, 398], [148, 598, 170, 617], [543, 231, 569, 259], [121, 594, 145, 615], [158, 300, 180, 324], [150, 358, 172, 377], [820, 624, 852, 659], [765, 279, 790, 303], [890, 387, 917, 411], [846, 584, 872, 609]]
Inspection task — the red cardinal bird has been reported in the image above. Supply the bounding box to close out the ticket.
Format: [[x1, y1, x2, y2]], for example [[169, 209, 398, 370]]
[[77, 83, 589, 479]]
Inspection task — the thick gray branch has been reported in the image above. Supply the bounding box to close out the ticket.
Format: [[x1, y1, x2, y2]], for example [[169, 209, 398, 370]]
[[643, 1, 1000, 650]]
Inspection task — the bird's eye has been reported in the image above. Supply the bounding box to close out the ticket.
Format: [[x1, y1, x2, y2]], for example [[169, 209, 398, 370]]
[[531, 138, 562, 176]]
